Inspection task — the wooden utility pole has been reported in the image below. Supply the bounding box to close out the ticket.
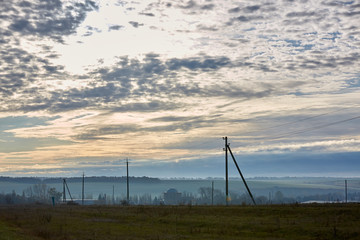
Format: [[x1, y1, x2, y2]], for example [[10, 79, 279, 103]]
[[223, 137, 256, 205], [345, 179, 348, 203], [126, 158, 129, 203], [63, 178, 73, 202], [82, 172, 85, 205], [63, 179, 66, 202], [224, 137, 229, 205], [113, 185, 115, 205], [212, 181, 214, 205]]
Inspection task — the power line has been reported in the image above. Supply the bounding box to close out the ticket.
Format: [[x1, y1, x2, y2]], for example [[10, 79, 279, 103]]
[[261, 115, 360, 141], [242, 107, 354, 136]]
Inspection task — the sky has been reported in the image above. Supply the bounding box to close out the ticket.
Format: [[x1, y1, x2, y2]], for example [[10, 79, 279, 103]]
[[0, 0, 360, 178]]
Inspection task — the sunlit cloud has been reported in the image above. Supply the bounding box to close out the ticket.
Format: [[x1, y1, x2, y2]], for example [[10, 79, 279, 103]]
[[0, 0, 359, 177]]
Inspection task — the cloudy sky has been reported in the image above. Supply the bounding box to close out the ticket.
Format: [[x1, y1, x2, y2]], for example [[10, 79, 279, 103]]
[[0, 0, 359, 178]]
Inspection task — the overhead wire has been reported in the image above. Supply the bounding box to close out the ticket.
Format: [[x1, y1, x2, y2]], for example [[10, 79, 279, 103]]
[[253, 115, 360, 141], [241, 107, 353, 136]]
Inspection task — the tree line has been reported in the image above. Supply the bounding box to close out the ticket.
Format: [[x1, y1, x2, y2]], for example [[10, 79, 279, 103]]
[[95, 187, 359, 205], [1, 184, 358, 205], [0, 183, 62, 205]]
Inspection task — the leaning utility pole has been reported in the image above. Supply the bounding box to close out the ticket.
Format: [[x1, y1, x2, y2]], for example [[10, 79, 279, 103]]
[[63, 178, 73, 202]]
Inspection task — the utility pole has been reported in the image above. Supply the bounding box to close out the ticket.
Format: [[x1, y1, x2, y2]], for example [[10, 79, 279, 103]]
[[224, 136, 229, 205], [62, 178, 73, 202], [223, 137, 256, 205], [63, 179, 66, 202], [126, 158, 129, 203], [345, 179, 348, 203], [212, 181, 214, 205], [269, 192, 271, 204], [113, 185, 115, 205], [82, 172, 85, 205]]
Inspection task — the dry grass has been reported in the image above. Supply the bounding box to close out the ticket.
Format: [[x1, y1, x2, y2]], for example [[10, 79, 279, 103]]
[[0, 203, 359, 240]]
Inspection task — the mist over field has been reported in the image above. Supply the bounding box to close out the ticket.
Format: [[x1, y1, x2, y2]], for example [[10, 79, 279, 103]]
[[1, 176, 359, 204]]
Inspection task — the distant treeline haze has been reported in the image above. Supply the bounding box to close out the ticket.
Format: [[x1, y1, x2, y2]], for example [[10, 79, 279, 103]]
[[1, 184, 359, 205]]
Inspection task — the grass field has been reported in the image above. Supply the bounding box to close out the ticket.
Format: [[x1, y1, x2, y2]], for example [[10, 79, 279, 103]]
[[0, 204, 359, 240]]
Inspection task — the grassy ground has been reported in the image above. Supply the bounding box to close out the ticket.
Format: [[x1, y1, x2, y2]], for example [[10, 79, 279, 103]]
[[0, 204, 359, 240]]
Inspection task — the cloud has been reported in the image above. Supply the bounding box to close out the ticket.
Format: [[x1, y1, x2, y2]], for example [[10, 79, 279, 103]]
[[0, 46, 66, 101], [111, 101, 181, 113], [1, 0, 360, 177], [228, 7, 241, 13], [4, 45, 356, 115], [108, 25, 124, 31], [2, 51, 258, 113], [0, 0, 99, 112], [4, 0, 98, 41], [139, 12, 155, 17], [228, 5, 261, 13], [287, 52, 360, 71], [178, 0, 197, 9], [244, 139, 360, 154], [228, 15, 264, 24], [285, 11, 317, 18], [82, 26, 102, 36], [74, 124, 139, 140], [166, 56, 230, 71], [88, 54, 234, 99], [244, 5, 261, 13], [196, 24, 219, 32], [72, 116, 208, 141], [129, 21, 144, 28], [176, 0, 216, 13]]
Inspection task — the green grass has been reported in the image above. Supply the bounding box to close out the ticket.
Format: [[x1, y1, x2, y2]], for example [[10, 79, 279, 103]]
[[0, 220, 38, 240], [0, 204, 359, 239]]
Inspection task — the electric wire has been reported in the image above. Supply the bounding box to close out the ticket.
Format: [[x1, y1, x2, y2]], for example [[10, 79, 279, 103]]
[[257, 115, 360, 141], [241, 107, 353, 136]]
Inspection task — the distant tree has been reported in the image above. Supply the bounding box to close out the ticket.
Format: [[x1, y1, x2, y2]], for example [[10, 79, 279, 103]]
[[274, 191, 284, 203], [198, 187, 211, 199], [24, 183, 61, 203], [139, 194, 152, 205], [48, 187, 62, 203], [130, 195, 139, 205], [153, 196, 160, 205], [255, 196, 268, 205], [34, 183, 49, 200], [5, 192, 15, 204], [120, 199, 129, 206], [197, 187, 224, 205], [24, 186, 33, 199], [97, 193, 106, 204]]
